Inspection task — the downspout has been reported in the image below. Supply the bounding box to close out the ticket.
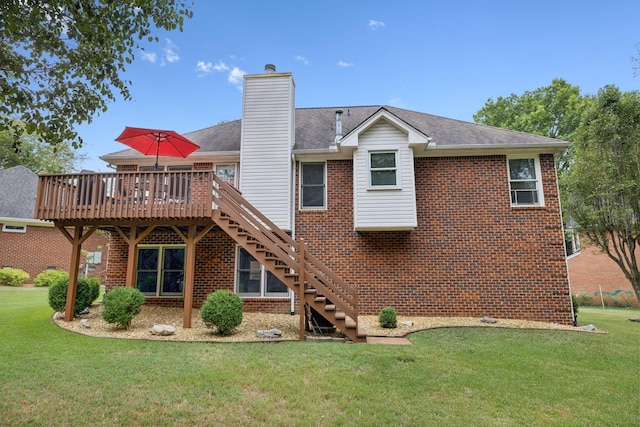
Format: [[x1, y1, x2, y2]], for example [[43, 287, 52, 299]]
[[291, 152, 296, 315]]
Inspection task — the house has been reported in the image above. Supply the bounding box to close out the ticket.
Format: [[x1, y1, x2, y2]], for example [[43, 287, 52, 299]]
[[0, 166, 109, 281], [35, 65, 573, 341]]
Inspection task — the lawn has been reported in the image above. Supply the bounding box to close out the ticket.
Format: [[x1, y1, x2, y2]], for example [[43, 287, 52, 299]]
[[1, 286, 638, 426]]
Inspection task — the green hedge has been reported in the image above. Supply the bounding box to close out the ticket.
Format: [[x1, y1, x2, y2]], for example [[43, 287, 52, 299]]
[[200, 290, 243, 336], [34, 270, 69, 287], [102, 287, 145, 329], [0, 268, 29, 286], [48, 276, 100, 315]]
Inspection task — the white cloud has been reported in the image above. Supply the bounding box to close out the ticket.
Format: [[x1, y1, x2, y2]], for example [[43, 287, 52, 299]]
[[228, 67, 247, 88], [295, 55, 309, 65], [163, 39, 180, 63], [337, 60, 354, 67], [213, 61, 229, 72], [368, 19, 385, 30], [140, 51, 157, 63], [196, 60, 213, 76]]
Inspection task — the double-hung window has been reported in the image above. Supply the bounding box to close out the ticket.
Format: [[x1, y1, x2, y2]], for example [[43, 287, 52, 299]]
[[136, 245, 186, 296], [216, 164, 237, 187], [369, 150, 399, 188], [236, 247, 289, 297], [300, 162, 326, 209], [508, 156, 543, 206]]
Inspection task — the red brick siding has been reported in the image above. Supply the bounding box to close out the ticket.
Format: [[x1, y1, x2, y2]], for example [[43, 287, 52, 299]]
[[295, 155, 573, 324], [568, 244, 639, 305], [104, 228, 291, 312], [0, 225, 110, 283]]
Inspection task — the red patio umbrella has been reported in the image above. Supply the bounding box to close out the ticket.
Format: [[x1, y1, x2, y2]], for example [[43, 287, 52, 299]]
[[114, 127, 200, 170]]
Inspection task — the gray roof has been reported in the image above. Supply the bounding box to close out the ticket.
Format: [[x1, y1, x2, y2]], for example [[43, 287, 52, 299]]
[[102, 105, 569, 160], [0, 166, 38, 219]]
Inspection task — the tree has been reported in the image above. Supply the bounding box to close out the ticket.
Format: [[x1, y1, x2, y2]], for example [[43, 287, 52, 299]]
[[0, 130, 82, 173], [474, 78, 586, 141], [474, 79, 589, 172], [0, 0, 193, 151], [560, 86, 640, 301]]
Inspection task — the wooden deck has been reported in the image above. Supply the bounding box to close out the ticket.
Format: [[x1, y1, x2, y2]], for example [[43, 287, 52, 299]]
[[35, 171, 215, 223]]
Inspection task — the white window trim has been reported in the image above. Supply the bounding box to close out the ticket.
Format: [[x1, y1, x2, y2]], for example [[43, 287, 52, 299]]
[[299, 162, 327, 210], [2, 224, 26, 233], [234, 246, 290, 298], [136, 244, 186, 297], [367, 150, 401, 190], [507, 155, 544, 207]]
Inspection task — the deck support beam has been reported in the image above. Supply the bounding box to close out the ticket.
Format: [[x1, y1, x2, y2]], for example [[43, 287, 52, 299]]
[[115, 225, 155, 287], [173, 224, 214, 328], [298, 239, 306, 341], [56, 225, 97, 322]]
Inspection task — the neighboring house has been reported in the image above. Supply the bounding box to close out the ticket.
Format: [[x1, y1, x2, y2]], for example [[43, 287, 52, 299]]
[[35, 65, 573, 341], [0, 165, 109, 281], [568, 244, 639, 307]]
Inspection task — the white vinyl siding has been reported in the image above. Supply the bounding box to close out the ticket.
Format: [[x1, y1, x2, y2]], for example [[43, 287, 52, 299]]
[[353, 120, 418, 230], [239, 74, 294, 230]]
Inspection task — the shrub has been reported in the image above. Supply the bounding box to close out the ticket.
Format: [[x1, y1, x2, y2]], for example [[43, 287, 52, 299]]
[[102, 287, 145, 329], [379, 306, 398, 328], [0, 268, 30, 286], [200, 290, 243, 336], [48, 276, 97, 315], [83, 276, 101, 303], [34, 270, 68, 287]]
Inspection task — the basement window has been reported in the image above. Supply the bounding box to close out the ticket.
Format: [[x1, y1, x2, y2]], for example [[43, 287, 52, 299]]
[[135, 245, 185, 296], [235, 247, 289, 297], [2, 224, 26, 233]]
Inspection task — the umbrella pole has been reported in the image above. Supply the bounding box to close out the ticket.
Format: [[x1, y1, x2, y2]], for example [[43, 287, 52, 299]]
[[155, 140, 160, 170]]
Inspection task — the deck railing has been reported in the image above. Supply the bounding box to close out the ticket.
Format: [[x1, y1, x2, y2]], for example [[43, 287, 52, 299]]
[[35, 171, 214, 221]]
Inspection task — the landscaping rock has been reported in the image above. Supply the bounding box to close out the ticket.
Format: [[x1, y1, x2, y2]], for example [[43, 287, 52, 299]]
[[150, 325, 176, 336], [80, 319, 91, 328], [400, 320, 414, 326], [629, 318, 640, 323], [79, 307, 90, 315], [256, 328, 282, 339], [481, 317, 497, 324], [53, 312, 64, 320], [579, 324, 597, 332]]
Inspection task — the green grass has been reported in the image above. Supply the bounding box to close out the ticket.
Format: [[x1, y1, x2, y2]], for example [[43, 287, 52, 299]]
[[1, 286, 638, 426]]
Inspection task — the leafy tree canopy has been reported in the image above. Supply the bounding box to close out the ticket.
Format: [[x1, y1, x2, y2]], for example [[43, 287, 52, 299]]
[[0, 130, 82, 173], [474, 78, 587, 142], [0, 0, 193, 151], [560, 85, 640, 300]]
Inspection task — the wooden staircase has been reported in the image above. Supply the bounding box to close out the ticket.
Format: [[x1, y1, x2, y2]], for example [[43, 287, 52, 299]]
[[211, 176, 366, 343]]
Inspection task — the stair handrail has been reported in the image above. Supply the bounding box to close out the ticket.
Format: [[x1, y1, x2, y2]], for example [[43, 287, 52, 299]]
[[211, 175, 358, 315]]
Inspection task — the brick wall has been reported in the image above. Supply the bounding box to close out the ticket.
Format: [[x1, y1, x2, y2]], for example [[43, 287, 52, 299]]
[[104, 227, 291, 313], [0, 225, 110, 283], [295, 155, 573, 324], [102, 154, 573, 324]]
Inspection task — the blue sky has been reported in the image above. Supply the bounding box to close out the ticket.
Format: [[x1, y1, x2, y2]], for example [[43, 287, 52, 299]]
[[77, 0, 639, 171]]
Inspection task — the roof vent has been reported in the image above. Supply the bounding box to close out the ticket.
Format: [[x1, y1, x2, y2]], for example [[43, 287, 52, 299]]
[[334, 110, 343, 143], [264, 64, 276, 73]]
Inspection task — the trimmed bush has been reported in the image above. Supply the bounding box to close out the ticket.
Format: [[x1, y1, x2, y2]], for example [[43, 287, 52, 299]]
[[200, 290, 243, 336], [102, 287, 145, 329], [48, 276, 98, 315], [0, 268, 29, 286], [83, 276, 101, 303], [379, 306, 398, 328], [34, 270, 69, 287]]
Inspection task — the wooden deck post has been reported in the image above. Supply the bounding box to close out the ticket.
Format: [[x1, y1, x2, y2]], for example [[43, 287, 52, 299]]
[[298, 239, 306, 341], [56, 225, 97, 322], [172, 224, 214, 328]]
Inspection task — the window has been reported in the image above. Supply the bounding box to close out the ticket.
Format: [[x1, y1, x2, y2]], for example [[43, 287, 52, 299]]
[[300, 162, 326, 209], [369, 151, 398, 187], [2, 224, 26, 233], [236, 247, 289, 297], [216, 164, 237, 187], [136, 245, 185, 296], [508, 157, 543, 206]]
